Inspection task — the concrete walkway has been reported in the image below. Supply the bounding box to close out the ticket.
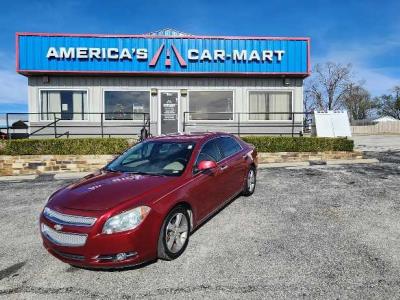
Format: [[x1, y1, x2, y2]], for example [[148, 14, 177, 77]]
[[352, 135, 400, 152]]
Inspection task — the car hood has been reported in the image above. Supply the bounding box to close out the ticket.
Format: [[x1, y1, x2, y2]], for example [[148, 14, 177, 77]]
[[49, 171, 177, 211]]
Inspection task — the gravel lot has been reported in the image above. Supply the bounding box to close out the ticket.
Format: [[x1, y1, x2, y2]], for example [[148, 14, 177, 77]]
[[0, 153, 400, 299]]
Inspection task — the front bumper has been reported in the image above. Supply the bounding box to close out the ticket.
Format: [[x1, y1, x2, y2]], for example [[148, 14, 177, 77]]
[[40, 213, 159, 268]]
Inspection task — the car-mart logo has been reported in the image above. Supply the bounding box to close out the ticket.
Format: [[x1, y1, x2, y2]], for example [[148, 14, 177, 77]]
[[46, 45, 285, 67], [149, 44, 187, 67]]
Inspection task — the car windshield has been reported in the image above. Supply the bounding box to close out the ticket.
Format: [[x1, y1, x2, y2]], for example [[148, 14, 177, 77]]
[[105, 140, 196, 176]]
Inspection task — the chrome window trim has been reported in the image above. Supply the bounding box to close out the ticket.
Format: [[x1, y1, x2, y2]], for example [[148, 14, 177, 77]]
[[192, 137, 222, 174], [212, 135, 244, 163], [192, 135, 243, 174], [217, 135, 244, 160], [43, 207, 97, 227]]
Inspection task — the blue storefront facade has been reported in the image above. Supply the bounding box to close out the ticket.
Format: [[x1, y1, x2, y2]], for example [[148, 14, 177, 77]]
[[17, 30, 310, 137]]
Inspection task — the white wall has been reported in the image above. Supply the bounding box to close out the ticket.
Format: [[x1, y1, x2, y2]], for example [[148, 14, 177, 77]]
[[27, 76, 304, 135]]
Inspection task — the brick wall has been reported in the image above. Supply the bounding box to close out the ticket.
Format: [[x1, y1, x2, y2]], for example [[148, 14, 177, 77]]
[[0, 151, 363, 176], [258, 151, 363, 164], [0, 155, 115, 176]]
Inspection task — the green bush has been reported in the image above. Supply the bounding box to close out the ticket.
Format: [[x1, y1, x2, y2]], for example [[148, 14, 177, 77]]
[[0, 136, 354, 156], [241, 136, 354, 152], [0, 138, 133, 155]]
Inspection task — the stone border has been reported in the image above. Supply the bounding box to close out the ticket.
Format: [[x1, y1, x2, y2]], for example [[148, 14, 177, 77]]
[[257, 150, 364, 164], [0, 155, 115, 176], [0, 151, 366, 176]]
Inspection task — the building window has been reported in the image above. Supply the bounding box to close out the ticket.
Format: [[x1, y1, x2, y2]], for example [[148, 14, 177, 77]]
[[189, 91, 233, 120], [41, 90, 87, 121], [104, 91, 150, 121], [249, 91, 292, 120]]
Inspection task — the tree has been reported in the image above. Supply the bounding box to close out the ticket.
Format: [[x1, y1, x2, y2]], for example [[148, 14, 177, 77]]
[[375, 86, 400, 120], [342, 83, 376, 120], [305, 62, 353, 111]]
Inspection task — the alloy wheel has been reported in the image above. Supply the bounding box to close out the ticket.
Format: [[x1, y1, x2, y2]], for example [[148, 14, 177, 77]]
[[247, 169, 256, 193], [165, 212, 189, 253]]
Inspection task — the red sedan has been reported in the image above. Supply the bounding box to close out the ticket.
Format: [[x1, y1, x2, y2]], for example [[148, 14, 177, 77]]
[[40, 132, 258, 268]]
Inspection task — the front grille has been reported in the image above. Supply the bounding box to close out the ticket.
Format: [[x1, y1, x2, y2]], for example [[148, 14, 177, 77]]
[[43, 207, 97, 227], [53, 249, 85, 261], [41, 223, 87, 247]]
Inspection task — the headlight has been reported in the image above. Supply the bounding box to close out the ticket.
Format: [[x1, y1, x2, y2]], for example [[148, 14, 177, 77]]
[[102, 206, 151, 234]]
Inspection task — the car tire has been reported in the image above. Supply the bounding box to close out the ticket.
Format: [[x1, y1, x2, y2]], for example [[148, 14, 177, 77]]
[[242, 166, 256, 196], [157, 206, 190, 261]]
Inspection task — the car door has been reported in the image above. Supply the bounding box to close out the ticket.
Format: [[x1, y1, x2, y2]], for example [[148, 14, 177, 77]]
[[216, 136, 248, 200], [188, 139, 226, 221]]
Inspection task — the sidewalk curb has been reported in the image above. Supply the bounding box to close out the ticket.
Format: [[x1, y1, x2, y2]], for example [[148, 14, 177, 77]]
[[326, 158, 379, 165], [0, 175, 38, 181], [258, 158, 379, 169], [258, 162, 310, 168], [54, 172, 92, 180]]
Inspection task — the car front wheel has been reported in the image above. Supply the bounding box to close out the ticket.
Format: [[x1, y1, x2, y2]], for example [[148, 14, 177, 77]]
[[157, 206, 190, 260], [242, 166, 256, 196]]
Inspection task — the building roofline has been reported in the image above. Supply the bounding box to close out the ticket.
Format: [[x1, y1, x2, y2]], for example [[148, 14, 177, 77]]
[[16, 31, 310, 41], [17, 70, 310, 78]]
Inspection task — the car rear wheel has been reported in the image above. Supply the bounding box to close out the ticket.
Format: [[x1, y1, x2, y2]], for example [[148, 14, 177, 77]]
[[157, 206, 190, 260], [242, 166, 256, 196]]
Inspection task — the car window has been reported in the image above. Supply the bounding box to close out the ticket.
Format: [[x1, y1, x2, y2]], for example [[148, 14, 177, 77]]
[[120, 142, 154, 163], [106, 141, 195, 176], [195, 139, 222, 166], [216, 137, 242, 158]]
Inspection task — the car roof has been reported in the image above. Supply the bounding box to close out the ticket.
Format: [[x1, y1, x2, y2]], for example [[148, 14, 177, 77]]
[[147, 132, 228, 143]]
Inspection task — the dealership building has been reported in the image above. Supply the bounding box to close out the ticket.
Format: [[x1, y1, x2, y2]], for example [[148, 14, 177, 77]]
[[16, 29, 310, 137]]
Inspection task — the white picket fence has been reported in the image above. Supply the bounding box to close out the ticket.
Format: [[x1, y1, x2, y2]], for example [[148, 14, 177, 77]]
[[351, 121, 400, 135]]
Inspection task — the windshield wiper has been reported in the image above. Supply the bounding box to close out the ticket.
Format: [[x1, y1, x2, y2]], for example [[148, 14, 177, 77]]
[[105, 167, 120, 173], [127, 171, 164, 176]]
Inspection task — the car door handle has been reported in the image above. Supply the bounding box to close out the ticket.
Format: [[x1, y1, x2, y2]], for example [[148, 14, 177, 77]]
[[220, 165, 228, 171]]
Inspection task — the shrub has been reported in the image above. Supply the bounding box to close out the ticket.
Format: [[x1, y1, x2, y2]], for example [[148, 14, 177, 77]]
[[0, 138, 133, 155], [0, 136, 354, 156], [241, 136, 354, 152]]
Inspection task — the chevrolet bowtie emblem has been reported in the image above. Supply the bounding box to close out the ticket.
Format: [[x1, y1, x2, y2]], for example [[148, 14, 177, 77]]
[[54, 224, 63, 231]]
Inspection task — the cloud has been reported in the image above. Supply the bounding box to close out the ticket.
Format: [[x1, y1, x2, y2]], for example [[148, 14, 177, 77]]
[[352, 68, 399, 96], [312, 38, 400, 96], [0, 69, 27, 104], [0, 49, 27, 106]]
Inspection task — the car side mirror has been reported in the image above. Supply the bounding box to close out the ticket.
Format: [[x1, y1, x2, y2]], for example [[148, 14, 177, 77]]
[[197, 160, 217, 171]]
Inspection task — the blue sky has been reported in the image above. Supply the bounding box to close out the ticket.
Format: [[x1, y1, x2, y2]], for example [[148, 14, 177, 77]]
[[0, 0, 399, 112]]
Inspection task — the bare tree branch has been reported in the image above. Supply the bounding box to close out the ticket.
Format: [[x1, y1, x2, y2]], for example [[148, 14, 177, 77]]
[[305, 62, 353, 111], [376, 85, 400, 119]]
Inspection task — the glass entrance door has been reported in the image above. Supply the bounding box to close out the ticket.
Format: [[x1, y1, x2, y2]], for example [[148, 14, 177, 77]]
[[159, 91, 179, 134]]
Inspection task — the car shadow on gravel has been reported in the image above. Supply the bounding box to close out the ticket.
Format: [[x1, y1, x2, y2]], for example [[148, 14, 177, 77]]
[[69, 259, 158, 273], [190, 193, 242, 235], [0, 261, 26, 281]]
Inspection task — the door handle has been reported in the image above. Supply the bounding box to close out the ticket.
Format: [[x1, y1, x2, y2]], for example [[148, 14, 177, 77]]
[[220, 165, 228, 171]]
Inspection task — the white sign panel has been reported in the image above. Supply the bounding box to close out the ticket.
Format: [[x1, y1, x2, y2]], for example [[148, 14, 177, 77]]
[[314, 111, 352, 137]]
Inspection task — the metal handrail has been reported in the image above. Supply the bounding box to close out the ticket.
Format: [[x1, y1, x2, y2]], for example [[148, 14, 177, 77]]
[[2, 111, 313, 138], [29, 115, 62, 138], [3, 112, 151, 139], [56, 131, 70, 138], [183, 111, 314, 137]]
